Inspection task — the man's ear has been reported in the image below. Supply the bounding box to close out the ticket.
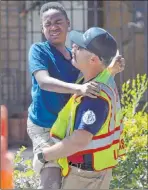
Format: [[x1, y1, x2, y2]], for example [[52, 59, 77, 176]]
[[90, 55, 97, 63], [90, 55, 100, 67]]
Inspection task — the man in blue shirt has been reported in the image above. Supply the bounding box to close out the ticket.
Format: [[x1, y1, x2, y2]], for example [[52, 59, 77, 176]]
[[27, 2, 125, 189], [34, 27, 125, 189]]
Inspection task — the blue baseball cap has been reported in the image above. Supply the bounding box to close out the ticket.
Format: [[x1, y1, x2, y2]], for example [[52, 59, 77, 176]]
[[70, 27, 117, 62]]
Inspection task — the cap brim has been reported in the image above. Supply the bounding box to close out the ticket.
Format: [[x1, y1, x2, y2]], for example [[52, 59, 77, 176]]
[[69, 30, 87, 49]]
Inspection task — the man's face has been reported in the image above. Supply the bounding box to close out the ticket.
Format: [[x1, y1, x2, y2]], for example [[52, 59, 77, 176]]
[[72, 43, 92, 70], [42, 9, 70, 45]]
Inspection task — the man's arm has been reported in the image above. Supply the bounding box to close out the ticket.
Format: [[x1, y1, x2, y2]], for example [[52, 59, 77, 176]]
[[43, 97, 109, 161], [34, 70, 98, 97], [44, 129, 92, 161]]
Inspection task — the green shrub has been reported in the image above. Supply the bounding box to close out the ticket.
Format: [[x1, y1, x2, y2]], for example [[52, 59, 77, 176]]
[[110, 74, 148, 189], [14, 74, 148, 189], [14, 146, 40, 189]]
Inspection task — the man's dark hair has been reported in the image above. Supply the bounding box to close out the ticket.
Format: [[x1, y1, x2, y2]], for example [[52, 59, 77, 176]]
[[40, 2, 68, 20]]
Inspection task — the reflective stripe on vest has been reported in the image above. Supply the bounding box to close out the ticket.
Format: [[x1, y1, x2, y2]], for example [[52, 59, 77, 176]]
[[83, 129, 120, 151]]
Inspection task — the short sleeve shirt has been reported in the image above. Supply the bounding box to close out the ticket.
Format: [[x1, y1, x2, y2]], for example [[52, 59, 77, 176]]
[[74, 97, 109, 135]]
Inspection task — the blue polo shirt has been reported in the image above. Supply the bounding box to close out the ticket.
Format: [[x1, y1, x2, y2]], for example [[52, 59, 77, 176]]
[[28, 41, 79, 128]]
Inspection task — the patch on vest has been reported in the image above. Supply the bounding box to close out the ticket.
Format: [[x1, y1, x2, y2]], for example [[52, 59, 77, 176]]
[[82, 110, 96, 125]]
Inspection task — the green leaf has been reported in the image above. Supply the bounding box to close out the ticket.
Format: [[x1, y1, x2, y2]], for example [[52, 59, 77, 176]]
[[24, 169, 35, 177], [24, 159, 32, 167]]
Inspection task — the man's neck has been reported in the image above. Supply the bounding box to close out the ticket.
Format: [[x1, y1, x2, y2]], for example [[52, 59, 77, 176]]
[[83, 67, 105, 83]]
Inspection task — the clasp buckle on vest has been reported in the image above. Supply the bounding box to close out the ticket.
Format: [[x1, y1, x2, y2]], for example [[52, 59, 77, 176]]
[[69, 162, 93, 171], [69, 162, 82, 169], [76, 163, 82, 169]]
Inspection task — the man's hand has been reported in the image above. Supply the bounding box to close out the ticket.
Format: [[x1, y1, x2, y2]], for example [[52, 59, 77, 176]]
[[76, 81, 100, 98], [108, 55, 125, 76]]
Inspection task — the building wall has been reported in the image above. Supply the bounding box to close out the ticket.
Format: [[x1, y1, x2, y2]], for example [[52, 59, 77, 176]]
[[1, 1, 27, 115], [103, 1, 146, 84], [1, 1, 26, 70]]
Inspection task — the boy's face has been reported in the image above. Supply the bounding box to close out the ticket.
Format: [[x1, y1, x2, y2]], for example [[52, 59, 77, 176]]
[[42, 9, 70, 45]]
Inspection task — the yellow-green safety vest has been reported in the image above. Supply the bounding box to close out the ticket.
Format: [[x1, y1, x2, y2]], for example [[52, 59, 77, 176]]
[[50, 69, 125, 176]]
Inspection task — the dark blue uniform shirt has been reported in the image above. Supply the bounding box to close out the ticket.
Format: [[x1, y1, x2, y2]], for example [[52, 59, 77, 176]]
[[74, 96, 109, 164]]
